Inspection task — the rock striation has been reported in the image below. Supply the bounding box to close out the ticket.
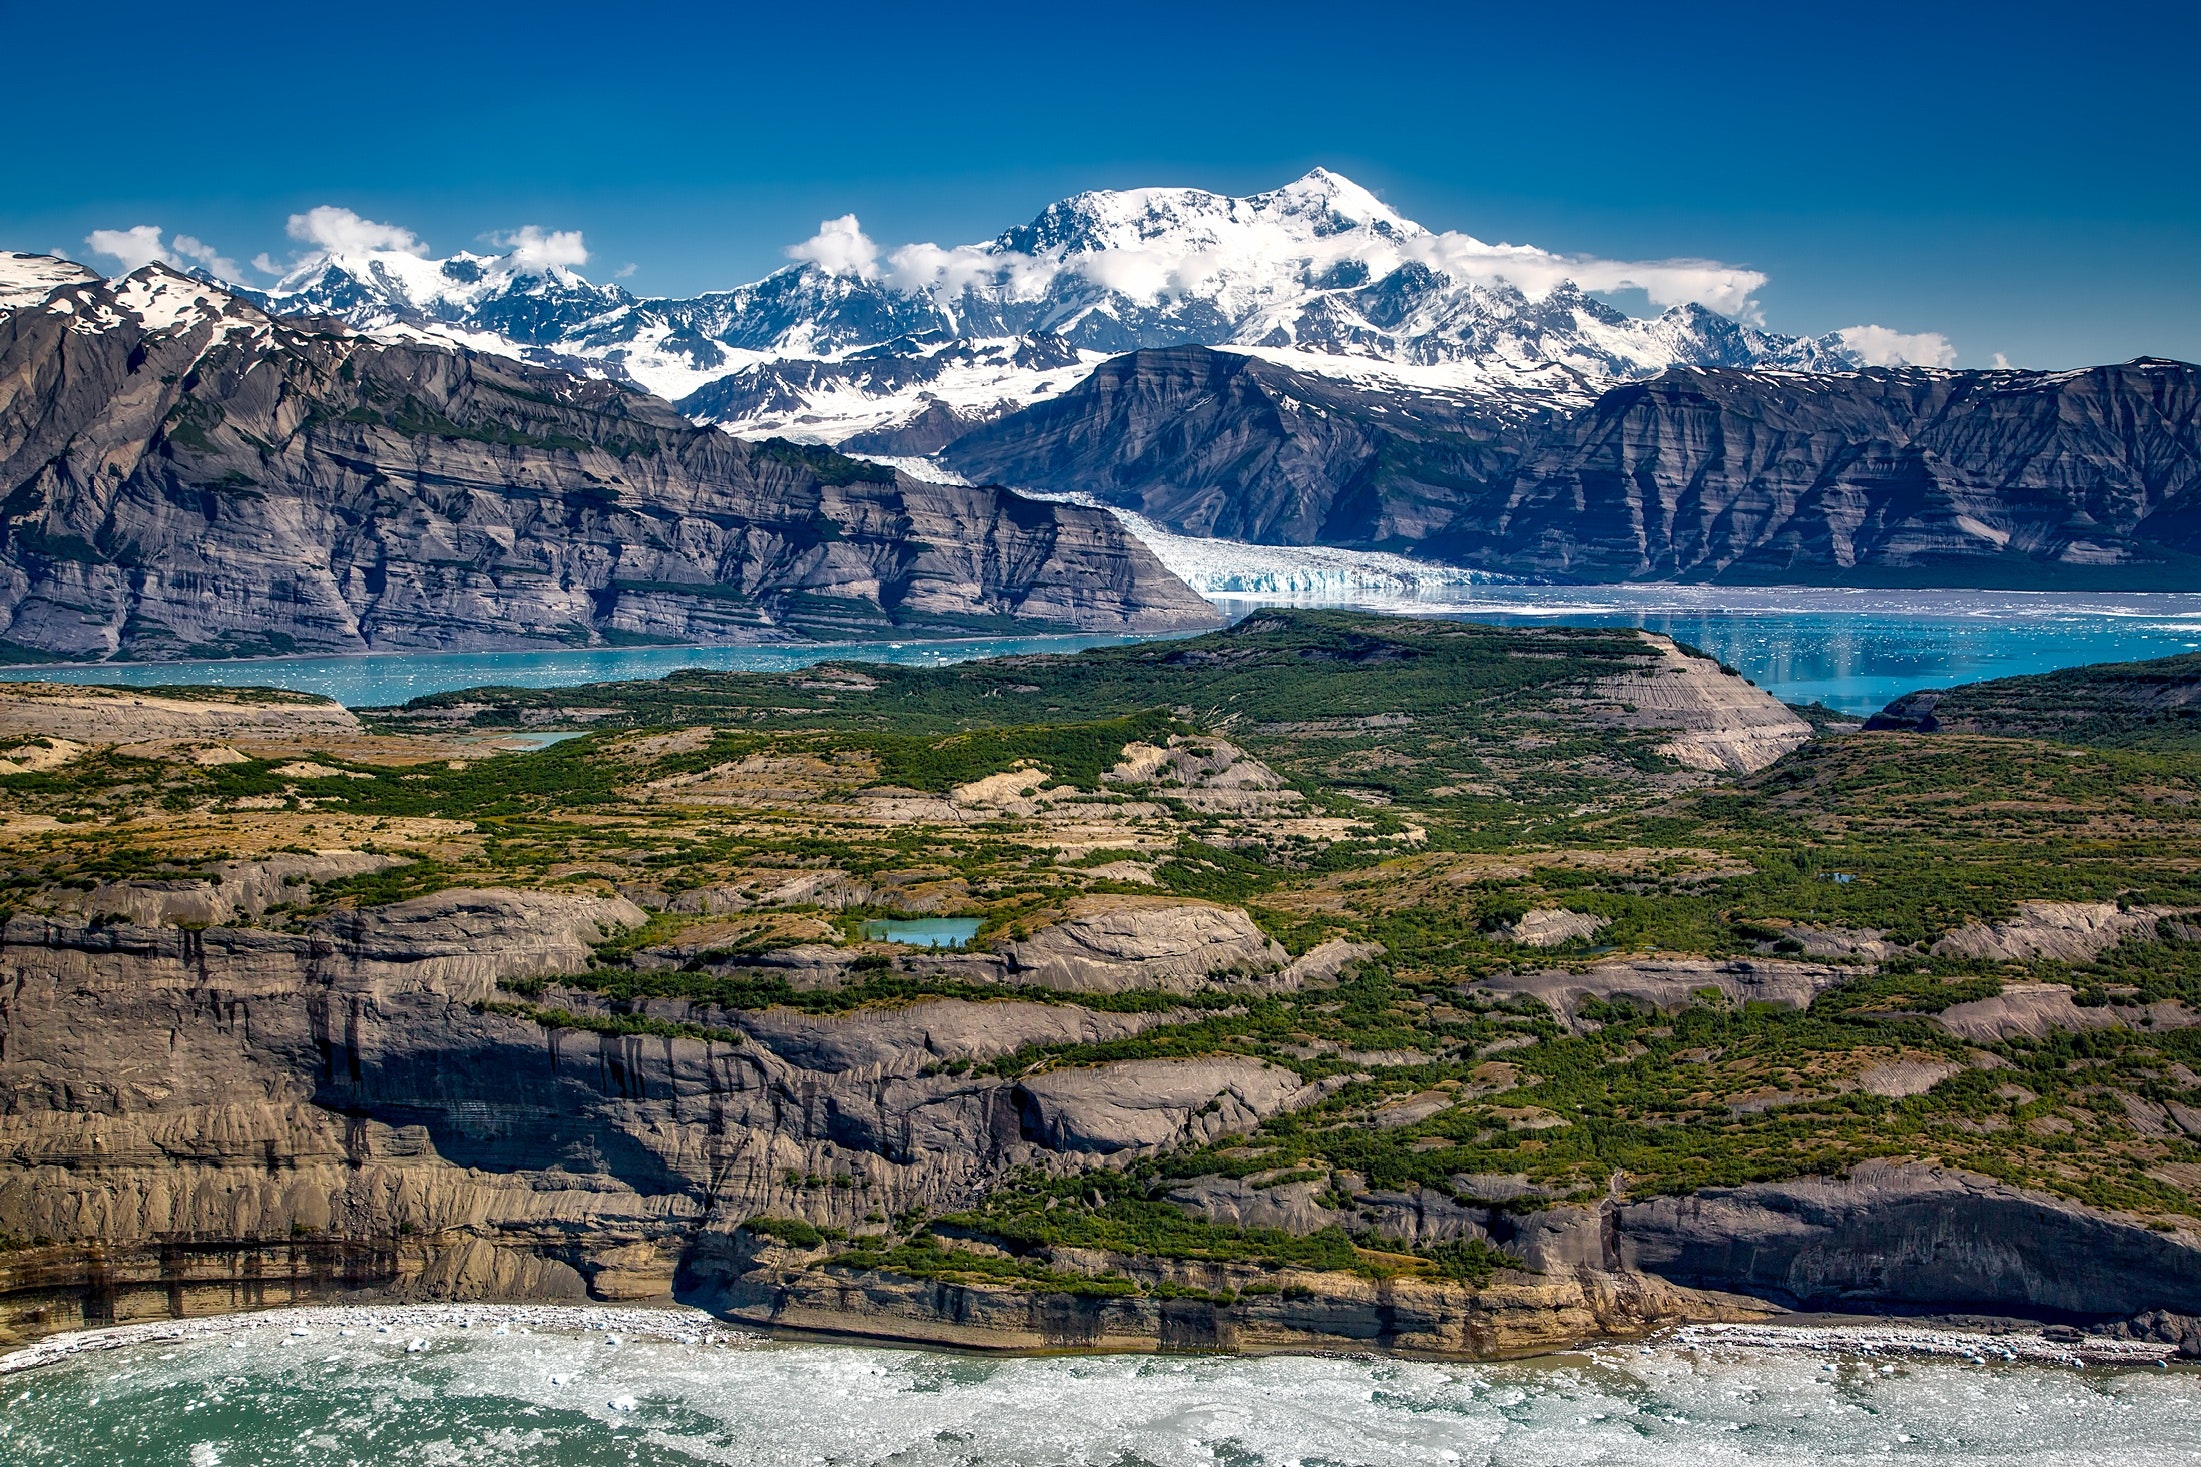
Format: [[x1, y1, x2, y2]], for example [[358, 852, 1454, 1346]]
[[1613, 1161, 2201, 1319], [940, 345, 1553, 548], [0, 256, 1216, 662], [945, 347, 2201, 588], [996, 899, 1289, 994]]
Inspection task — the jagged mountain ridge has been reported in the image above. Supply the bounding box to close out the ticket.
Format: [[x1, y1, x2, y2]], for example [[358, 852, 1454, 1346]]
[[940, 346, 1562, 548], [242, 171, 1873, 443], [0, 254, 1216, 662], [945, 345, 2201, 586]]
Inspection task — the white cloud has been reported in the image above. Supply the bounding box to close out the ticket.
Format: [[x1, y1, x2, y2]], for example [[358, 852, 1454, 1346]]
[[1836, 324, 1959, 368], [169, 234, 242, 278], [1992, 352, 2012, 369], [615, 262, 638, 279], [1407, 235, 1770, 319], [84, 224, 171, 273], [286, 206, 426, 258], [492, 225, 588, 274], [251, 253, 281, 275], [788, 215, 881, 280], [83, 225, 242, 279]]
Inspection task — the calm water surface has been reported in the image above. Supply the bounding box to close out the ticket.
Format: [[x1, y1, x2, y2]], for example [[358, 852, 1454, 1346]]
[[861, 917, 985, 948], [0, 588, 2195, 714], [3, 1311, 2195, 1466]]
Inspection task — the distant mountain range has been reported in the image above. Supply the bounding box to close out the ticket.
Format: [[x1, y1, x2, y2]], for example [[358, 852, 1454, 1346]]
[[946, 347, 2201, 588], [237, 170, 1884, 448], [21, 169, 2201, 598], [0, 255, 1213, 662]]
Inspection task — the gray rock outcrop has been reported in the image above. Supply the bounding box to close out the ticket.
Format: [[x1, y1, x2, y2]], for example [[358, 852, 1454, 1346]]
[[1613, 1161, 2201, 1318], [1014, 1058, 1310, 1152], [944, 344, 2201, 589], [1478, 956, 1852, 1023], [1930, 901, 2160, 964], [998, 901, 1288, 993]]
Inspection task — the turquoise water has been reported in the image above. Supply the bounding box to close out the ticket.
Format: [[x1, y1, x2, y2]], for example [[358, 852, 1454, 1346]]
[[862, 917, 984, 948], [3, 1310, 2195, 1466], [0, 589, 2196, 714], [0, 630, 1174, 711], [1398, 586, 2201, 714]]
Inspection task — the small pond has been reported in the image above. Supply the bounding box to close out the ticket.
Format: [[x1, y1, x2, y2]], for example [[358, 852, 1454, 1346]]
[[861, 917, 984, 949]]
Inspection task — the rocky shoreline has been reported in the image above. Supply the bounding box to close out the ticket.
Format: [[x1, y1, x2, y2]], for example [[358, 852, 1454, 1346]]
[[2, 1298, 2183, 1380]]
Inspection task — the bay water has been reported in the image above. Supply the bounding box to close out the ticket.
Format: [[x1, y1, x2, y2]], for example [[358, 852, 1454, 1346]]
[[3, 1308, 2193, 1466], [0, 587, 2195, 714]]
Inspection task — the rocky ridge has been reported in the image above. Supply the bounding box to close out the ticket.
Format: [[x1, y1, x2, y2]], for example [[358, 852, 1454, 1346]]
[[239, 169, 1878, 442], [0, 254, 1215, 662], [944, 347, 2201, 584]]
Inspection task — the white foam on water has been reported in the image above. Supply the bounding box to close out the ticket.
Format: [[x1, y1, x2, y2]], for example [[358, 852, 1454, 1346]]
[[2, 1307, 2197, 1465]]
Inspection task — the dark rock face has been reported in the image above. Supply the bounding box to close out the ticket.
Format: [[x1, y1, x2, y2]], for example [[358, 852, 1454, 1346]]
[[1458, 361, 2201, 586], [946, 348, 2201, 588], [0, 264, 1216, 661], [1614, 1163, 2201, 1318], [941, 346, 1558, 548]]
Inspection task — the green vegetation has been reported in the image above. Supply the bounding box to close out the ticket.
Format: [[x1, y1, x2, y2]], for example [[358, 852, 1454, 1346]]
[[10, 608, 2201, 1298]]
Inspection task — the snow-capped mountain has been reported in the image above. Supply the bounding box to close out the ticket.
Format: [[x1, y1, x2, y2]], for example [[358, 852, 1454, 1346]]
[[240, 170, 1892, 444]]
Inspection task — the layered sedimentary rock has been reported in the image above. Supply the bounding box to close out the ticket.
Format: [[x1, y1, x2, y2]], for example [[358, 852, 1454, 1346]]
[[1459, 360, 2201, 586], [944, 346, 2201, 588], [940, 345, 1553, 548], [0, 256, 1216, 661], [1613, 1161, 2201, 1319]]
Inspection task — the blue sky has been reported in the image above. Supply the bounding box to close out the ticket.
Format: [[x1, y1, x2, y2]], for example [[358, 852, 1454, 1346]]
[[4, 0, 2194, 368]]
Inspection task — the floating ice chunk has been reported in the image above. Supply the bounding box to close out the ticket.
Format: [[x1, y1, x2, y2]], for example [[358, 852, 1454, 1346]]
[[610, 1394, 638, 1413]]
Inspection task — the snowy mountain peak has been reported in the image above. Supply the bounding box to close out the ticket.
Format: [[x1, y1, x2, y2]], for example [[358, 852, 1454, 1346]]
[[46, 172, 1952, 443], [1010, 168, 1419, 261], [0, 253, 102, 309]]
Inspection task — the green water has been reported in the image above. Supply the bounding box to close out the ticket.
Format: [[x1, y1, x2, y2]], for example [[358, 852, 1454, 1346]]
[[4, 1309, 2195, 1466]]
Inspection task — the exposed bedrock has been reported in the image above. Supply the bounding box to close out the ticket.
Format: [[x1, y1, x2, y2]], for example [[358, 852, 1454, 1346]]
[[0, 889, 1323, 1342], [996, 899, 1289, 994], [1612, 1161, 2201, 1320], [0, 264, 1217, 662], [682, 1231, 1771, 1359], [1475, 956, 1852, 1025]]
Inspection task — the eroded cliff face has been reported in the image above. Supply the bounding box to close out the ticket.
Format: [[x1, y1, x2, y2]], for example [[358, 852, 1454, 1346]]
[[1447, 361, 2201, 586], [0, 883, 1312, 1340], [1613, 1162, 2201, 1319], [941, 346, 2201, 587], [939, 346, 1554, 549], [0, 875, 1761, 1353], [0, 259, 1217, 661]]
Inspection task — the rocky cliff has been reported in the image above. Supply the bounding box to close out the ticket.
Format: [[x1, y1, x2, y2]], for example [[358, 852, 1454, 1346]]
[[939, 346, 1557, 548], [1458, 360, 2201, 587], [944, 347, 2201, 588], [5, 619, 2201, 1360], [0, 255, 1216, 661], [0, 882, 1765, 1352]]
